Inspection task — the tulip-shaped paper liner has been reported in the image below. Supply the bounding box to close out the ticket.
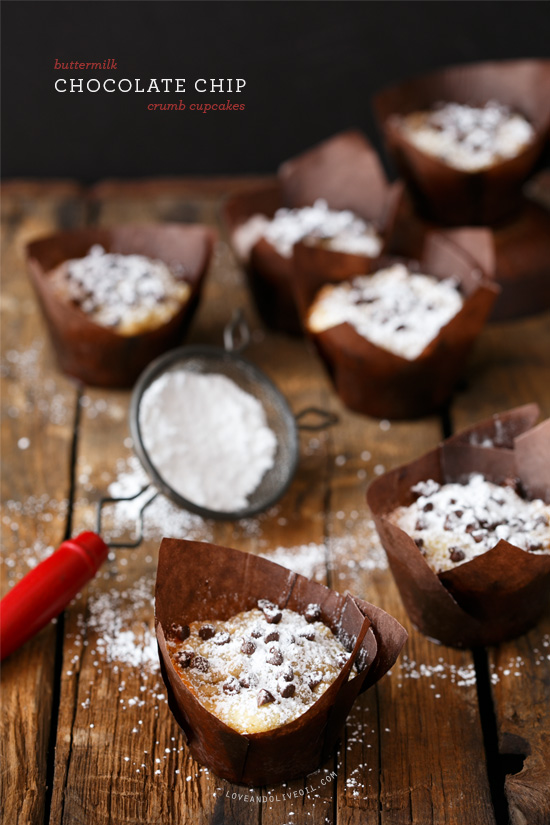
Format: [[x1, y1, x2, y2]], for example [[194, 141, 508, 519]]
[[373, 59, 550, 225], [293, 233, 499, 419], [26, 223, 215, 388], [384, 189, 550, 321], [223, 130, 403, 335], [367, 404, 550, 647], [155, 539, 406, 785]]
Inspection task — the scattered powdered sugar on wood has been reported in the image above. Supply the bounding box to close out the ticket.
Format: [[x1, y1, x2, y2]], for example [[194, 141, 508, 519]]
[[259, 543, 327, 582], [307, 264, 463, 360]]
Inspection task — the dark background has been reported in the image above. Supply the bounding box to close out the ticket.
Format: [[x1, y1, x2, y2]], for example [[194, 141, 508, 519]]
[[2, 0, 550, 182]]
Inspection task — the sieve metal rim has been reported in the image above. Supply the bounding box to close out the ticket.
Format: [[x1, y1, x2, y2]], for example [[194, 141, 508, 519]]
[[129, 343, 300, 521]]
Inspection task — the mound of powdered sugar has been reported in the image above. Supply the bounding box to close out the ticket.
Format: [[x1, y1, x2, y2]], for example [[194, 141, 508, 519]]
[[307, 263, 463, 360], [233, 199, 382, 260], [139, 370, 278, 512]]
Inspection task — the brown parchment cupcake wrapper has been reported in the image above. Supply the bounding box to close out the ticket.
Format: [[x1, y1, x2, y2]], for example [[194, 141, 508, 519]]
[[155, 539, 406, 785], [386, 189, 550, 321], [293, 233, 499, 419], [373, 59, 550, 225], [367, 405, 550, 647], [222, 130, 400, 336], [26, 223, 215, 388]]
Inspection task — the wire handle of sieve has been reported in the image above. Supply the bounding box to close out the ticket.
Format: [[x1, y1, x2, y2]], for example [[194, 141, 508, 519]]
[[96, 485, 159, 549], [223, 308, 250, 354], [295, 407, 339, 431]]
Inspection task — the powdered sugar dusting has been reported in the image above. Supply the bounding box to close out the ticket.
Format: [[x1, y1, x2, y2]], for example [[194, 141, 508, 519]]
[[391, 473, 550, 573], [233, 199, 382, 260], [400, 101, 534, 172], [307, 264, 463, 360]]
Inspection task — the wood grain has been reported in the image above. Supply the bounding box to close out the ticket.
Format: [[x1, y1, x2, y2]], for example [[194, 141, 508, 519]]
[[2, 178, 549, 825], [453, 309, 550, 825], [0, 185, 84, 825], [326, 413, 496, 825]]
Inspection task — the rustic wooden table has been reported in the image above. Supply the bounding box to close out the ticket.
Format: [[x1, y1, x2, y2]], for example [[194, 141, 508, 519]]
[[1, 179, 549, 825]]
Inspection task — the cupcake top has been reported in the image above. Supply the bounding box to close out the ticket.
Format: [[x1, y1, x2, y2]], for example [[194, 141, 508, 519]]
[[233, 198, 383, 260], [167, 601, 351, 734], [306, 263, 463, 360], [49, 244, 191, 335], [397, 100, 534, 172], [390, 473, 550, 574]]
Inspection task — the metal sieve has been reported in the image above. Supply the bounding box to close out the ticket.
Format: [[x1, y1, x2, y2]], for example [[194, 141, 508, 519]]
[[0, 311, 337, 661], [122, 310, 337, 522]]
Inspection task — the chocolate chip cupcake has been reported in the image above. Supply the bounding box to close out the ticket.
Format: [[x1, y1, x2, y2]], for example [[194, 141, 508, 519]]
[[367, 404, 550, 647], [167, 601, 352, 735], [26, 223, 214, 387], [155, 539, 407, 785], [293, 234, 498, 419]]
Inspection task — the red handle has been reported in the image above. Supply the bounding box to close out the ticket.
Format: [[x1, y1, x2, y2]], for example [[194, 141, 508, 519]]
[[0, 532, 109, 661]]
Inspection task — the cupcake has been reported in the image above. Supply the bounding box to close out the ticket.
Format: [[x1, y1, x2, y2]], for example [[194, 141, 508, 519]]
[[373, 59, 550, 225], [223, 130, 402, 335], [155, 539, 407, 785], [26, 223, 215, 387], [294, 234, 499, 419], [367, 404, 550, 647], [387, 190, 550, 322]]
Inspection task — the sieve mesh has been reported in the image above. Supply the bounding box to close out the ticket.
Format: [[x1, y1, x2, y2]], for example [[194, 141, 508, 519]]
[[129, 345, 299, 520]]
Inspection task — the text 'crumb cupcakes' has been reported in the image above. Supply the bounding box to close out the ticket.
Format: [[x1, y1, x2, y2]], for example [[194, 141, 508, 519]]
[[155, 539, 406, 785], [367, 404, 550, 647], [26, 223, 215, 387]]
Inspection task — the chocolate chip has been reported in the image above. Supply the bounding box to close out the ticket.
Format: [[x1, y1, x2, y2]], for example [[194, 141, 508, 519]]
[[264, 630, 279, 643], [279, 682, 296, 698], [449, 547, 466, 563], [258, 599, 282, 624], [282, 665, 294, 682], [414, 537, 424, 549], [190, 654, 209, 672], [465, 523, 478, 533], [529, 543, 543, 552], [223, 677, 241, 695], [304, 603, 321, 623], [198, 624, 215, 640], [337, 653, 349, 668], [415, 518, 427, 531], [239, 672, 258, 689], [308, 671, 322, 689], [175, 650, 193, 668], [171, 623, 190, 641], [257, 689, 275, 707], [454, 510, 464, 518], [299, 630, 315, 642], [266, 647, 284, 666], [449, 499, 457, 505], [443, 515, 454, 531], [472, 533, 484, 544], [241, 638, 256, 656], [422, 503, 434, 512], [396, 324, 407, 331], [213, 631, 231, 645], [250, 628, 263, 638]]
